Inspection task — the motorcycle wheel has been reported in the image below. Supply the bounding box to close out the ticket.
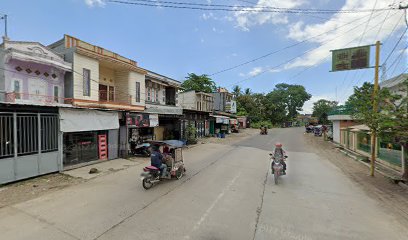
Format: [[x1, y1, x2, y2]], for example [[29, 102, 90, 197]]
[[274, 172, 279, 185], [142, 177, 154, 190], [176, 167, 184, 179]]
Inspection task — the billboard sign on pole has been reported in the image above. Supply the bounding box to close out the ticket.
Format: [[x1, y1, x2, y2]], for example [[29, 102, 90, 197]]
[[331, 45, 370, 72]]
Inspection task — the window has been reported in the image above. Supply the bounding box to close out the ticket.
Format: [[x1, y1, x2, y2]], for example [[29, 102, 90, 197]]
[[109, 86, 115, 102], [53, 86, 59, 103], [83, 68, 91, 96], [147, 87, 151, 101], [155, 88, 159, 102], [0, 114, 14, 159], [162, 89, 165, 103], [14, 80, 21, 99], [136, 82, 140, 102]]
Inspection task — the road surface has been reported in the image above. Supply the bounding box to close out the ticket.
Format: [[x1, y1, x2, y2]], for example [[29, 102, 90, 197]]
[[0, 128, 407, 240]]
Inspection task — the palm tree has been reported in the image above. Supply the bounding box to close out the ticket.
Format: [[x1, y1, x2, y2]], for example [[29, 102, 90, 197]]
[[232, 85, 242, 97], [244, 88, 251, 95]]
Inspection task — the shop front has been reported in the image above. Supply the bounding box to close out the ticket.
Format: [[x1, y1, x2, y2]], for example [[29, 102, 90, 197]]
[[180, 110, 210, 140], [60, 108, 119, 168], [213, 115, 230, 135], [158, 114, 181, 140]]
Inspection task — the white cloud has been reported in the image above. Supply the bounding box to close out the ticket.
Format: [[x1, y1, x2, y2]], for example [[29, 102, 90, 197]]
[[300, 94, 337, 114], [85, 0, 105, 7], [232, 0, 307, 31], [284, 0, 405, 70], [248, 67, 263, 77], [201, 12, 218, 21]]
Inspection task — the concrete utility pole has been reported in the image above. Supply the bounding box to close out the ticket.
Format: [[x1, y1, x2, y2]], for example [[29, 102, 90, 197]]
[[370, 41, 381, 177], [0, 14, 7, 38]]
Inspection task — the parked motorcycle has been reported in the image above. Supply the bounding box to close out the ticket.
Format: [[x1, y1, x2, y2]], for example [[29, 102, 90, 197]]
[[270, 153, 287, 185], [130, 138, 151, 157]]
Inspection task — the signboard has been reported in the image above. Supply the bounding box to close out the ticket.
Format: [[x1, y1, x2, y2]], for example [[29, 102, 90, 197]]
[[126, 113, 150, 127], [331, 46, 370, 72], [216, 117, 224, 123], [223, 118, 229, 124], [225, 100, 237, 114], [230, 119, 238, 125], [149, 114, 159, 127]]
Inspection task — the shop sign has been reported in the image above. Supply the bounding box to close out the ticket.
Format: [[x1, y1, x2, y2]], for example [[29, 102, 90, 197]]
[[149, 114, 159, 127], [216, 117, 224, 123], [126, 113, 150, 127], [223, 118, 229, 124], [225, 101, 237, 113], [230, 119, 238, 125], [331, 45, 370, 72]]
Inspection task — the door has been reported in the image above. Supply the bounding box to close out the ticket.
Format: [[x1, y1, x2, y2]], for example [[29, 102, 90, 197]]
[[108, 129, 119, 160], [29, 78, 47, 102], [99, 84, 108, 101]]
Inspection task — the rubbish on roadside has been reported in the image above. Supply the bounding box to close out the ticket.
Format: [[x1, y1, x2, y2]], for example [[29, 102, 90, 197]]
[[89, 168, 99, 174]]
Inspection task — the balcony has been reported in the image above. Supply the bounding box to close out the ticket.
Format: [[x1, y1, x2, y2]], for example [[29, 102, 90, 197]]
[[65, 89, 143, 111], [4, 92, 67, 106]]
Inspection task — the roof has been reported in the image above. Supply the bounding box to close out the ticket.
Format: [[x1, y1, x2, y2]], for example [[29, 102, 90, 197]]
[[380, 73, 408, 89], [349, 124, 370, 131], [145, 70, 181, 84]]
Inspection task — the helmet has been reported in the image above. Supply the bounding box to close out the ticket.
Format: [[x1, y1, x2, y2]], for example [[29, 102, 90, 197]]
[[275, 142, 282, 148]]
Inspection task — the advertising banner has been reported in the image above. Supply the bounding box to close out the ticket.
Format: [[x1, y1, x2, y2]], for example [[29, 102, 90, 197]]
[[126, 113, 150, 127], [332, 45, 370, 72], [149, 114, 159, 127]]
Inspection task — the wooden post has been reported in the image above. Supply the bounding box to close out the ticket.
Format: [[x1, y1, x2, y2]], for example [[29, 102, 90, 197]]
[[370, 41, 381, 177]]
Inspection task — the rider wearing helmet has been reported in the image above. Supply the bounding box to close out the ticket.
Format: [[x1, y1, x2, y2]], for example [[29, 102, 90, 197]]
[[272, 142, 287, 174]]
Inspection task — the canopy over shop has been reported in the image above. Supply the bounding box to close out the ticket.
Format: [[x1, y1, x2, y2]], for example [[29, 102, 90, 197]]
[[60, 108, 120, 167]]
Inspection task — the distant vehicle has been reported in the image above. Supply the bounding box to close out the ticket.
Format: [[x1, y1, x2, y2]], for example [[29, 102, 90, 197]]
[[305, 125, 314, 133], [314, 125, 323, 136]]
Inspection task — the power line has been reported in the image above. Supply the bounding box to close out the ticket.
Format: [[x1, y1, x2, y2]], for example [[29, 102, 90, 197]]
[[209, 12, 377, 76], [107, 0, 395, 14], [226, 11, 388, 88], [382, 26, 408, 64]]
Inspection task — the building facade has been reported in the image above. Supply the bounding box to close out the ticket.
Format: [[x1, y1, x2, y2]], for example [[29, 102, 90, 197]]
[[49, 35, 146, 166], [0, 38, 72, 184], [178, 91, 214, 139]]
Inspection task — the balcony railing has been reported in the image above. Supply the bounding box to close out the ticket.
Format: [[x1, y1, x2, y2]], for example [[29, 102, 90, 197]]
[[97, 90, 132, 105], [5, 92, 64, 105]]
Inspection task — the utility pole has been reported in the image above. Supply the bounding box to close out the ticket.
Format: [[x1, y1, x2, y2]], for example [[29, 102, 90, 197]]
[[0, 14, 7, 38], [370, 41, 381, 177]]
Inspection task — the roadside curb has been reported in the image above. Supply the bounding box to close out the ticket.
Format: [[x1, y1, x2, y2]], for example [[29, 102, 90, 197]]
[[398, 182, 408, 191]]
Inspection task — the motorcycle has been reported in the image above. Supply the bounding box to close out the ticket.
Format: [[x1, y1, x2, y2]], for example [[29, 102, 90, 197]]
[[140, 140, 186, 190], [130, 138, 151, 157], [270, 154, 287, 185]]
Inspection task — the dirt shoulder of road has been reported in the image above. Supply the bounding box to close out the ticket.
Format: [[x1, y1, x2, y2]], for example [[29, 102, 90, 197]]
[[0, 128, 258, 208], [304, 133, 408, 226]]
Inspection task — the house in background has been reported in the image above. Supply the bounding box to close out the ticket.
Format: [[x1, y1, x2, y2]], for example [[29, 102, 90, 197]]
[[178, 90, 214, 139], [49, 34, 146, 166], [143, 71, 182, 140], [212, 88, 237, 135], [329, 74, 408, 176], [0, 37, 72, 184]]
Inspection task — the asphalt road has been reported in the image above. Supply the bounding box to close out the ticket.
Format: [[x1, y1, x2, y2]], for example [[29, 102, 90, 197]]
[[1, 128, 407, 240]]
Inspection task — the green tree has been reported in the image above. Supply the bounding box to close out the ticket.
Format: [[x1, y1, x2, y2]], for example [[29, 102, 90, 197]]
[[312, 99, 338, 124], [346, 82, 393, 176], [379, 78, 408, 180], [274, 83, 312, 119], [244, 88, 251, 95], [232, 85, 242, 97], [181, 73, 217, 93]]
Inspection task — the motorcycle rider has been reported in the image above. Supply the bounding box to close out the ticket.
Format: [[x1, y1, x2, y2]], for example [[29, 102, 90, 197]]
[[150, 145, 168, 178], [272, 142, 287, 174]]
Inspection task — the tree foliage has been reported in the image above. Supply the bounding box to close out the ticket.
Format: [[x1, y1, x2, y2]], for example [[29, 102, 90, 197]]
[[235, 83, 311, 125], [312, 99, 338, 124], [181, 73, 217, 93]]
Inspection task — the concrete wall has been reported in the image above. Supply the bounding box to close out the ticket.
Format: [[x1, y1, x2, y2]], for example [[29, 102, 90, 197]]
[[179, 91, 196, 110], [128, 71, 145, 106], [72, 52, 99, 101], [332, 120, 340, 143]]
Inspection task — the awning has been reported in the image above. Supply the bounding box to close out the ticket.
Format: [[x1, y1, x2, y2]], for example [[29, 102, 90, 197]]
[[212, 115, 230, 124], [60, 108, 119, 132]]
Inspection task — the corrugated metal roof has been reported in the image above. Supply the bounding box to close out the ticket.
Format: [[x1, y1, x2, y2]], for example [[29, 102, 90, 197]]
[[379, 73, 408, 88]]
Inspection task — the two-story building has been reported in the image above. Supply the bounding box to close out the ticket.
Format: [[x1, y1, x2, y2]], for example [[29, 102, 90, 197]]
[[0, 38, 72, 184], [142, 71, 182, 141], [212, 88, 237, 135], [49, 35, 146, 166], [178, 90, 214, 139]]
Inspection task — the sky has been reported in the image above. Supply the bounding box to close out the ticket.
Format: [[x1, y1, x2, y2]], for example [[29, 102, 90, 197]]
[[1, 0, 407, 113]]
